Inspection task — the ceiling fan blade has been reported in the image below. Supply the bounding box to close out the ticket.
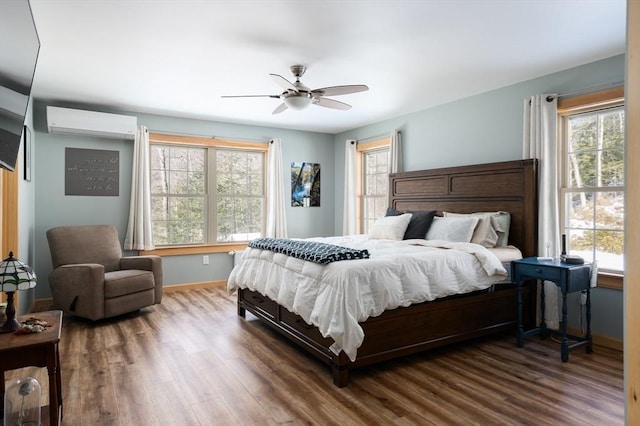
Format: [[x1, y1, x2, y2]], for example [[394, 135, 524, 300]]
[[221, 94, 280, 98], [272, 103, 288, 114], [311, 84, 369, 97], [314, 97, 351, 110], [270, 74, 297, 91]]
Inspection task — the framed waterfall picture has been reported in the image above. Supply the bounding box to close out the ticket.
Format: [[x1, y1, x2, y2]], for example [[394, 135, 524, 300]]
[[291, 162, 320, 207]]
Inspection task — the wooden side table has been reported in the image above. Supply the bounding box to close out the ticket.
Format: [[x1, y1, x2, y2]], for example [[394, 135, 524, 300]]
[[0, 310, 63, 426], [511, 257, 592, 362]]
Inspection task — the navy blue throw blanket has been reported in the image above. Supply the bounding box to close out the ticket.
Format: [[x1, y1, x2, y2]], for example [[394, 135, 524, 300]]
[[248, 238, 370, 265]]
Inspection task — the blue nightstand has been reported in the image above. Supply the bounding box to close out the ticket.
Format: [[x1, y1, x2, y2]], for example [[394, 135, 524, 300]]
[[511, 257, 593, 362]]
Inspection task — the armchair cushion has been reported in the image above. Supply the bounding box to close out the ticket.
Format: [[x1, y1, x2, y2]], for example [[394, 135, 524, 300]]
[[104, 270, 155, 299]]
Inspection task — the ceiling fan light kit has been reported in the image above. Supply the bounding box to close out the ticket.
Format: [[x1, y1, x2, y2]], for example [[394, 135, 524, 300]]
[[283, 93, 312, 110], [222, 65, 368, 114]]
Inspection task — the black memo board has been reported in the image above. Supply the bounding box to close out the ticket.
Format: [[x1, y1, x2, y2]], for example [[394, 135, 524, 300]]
[[65, 148, 120, 196]]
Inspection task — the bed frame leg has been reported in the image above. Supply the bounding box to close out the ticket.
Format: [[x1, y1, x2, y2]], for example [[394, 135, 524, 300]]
[[332, 366, 349, 388], [237, 289, 246, 317]]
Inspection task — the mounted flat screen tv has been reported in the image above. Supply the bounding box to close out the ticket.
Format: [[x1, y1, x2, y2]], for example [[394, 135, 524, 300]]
[[0, 0, 40, 171]]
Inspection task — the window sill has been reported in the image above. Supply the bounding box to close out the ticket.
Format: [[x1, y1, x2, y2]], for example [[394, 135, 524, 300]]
[[597, 272, 623, 290], [140, 243, 248, 257]]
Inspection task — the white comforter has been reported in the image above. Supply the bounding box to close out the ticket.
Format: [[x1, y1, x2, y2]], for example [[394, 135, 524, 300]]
[[227, 235, 508, 361]]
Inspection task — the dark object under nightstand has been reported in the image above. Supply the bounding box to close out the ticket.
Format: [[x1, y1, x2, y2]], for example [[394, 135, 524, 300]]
[[511, 257, 593, 362]]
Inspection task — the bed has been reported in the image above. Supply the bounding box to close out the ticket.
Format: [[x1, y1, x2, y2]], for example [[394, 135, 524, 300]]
[[230, 159, 539, 387]]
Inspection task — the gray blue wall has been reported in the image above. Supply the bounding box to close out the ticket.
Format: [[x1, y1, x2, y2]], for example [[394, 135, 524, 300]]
[[333, 54, 625, 340], [22, 54, 624, 340]]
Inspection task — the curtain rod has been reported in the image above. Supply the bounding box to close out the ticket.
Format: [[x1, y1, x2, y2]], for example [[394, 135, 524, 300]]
[[357, 131, 399, 144], [545, 80, 624, 102], [148, 130, 268, 143]]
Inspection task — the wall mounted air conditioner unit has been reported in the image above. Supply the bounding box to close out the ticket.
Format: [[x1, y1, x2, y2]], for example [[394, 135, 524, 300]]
[[46, 106, 137, 140]]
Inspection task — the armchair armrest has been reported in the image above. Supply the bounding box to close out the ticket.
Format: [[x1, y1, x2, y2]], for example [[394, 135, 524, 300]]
[[49, 263, 106, 320], [120, 255, 163, 303], [120, 255, 160, 271]]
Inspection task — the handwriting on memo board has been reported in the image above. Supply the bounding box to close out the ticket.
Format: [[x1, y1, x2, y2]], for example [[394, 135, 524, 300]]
[[65, 148, 119, 196]]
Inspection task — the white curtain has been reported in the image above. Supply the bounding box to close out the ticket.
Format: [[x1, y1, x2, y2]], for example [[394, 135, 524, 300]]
[[389, 129, 402, 173], [265, 138, 288, 238], [523, 94, 560, 330], [124, 125, 154, 251], [343, 139, 357, 235]]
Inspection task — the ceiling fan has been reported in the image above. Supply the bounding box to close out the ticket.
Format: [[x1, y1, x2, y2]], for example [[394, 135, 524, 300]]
[[222, 65, 369, 114]]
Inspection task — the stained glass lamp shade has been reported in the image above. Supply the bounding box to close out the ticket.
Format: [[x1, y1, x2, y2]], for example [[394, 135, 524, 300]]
[[0, 252, 37, 333]]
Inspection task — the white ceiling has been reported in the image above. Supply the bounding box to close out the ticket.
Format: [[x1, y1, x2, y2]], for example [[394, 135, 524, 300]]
[[29, 0, 627, 134]]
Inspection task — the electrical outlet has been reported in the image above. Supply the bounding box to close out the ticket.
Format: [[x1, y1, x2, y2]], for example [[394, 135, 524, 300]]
[[580, 290, 587, 305], [202, 255, 209, 265]]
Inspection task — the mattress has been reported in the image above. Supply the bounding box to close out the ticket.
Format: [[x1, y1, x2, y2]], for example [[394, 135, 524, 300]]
[[488, 245, 523, 283]]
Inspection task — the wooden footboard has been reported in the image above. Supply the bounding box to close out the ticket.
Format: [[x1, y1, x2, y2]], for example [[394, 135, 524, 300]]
[[238, 284, 535, 387]]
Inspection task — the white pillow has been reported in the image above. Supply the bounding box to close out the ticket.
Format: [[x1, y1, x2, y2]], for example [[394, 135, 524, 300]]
[[425, 216, 479, 243], [369, 213, 413, 240], [444, 212, 500, 247]]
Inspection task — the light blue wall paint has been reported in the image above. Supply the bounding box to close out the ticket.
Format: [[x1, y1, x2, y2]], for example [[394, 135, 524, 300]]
[[31, 102, 335, 299], [567, 287, 621, 338], [333, 54, 625, 340]]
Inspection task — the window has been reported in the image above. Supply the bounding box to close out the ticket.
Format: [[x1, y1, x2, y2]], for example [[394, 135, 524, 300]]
[[357, 138, 390, 233], [215, 149, 264, 242], [151, 145, 206, 245], [559, 88, 624, 281], [149, 133, 266, 247]]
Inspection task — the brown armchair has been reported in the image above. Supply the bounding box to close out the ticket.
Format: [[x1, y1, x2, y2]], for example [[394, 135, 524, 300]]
[[46, 225, 162, 320]]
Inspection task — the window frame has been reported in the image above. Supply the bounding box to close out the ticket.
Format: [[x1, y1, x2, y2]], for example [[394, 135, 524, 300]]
[[142, 132, 268, 256], [356, 137, 391, 234], [558, 86, 625, 290]]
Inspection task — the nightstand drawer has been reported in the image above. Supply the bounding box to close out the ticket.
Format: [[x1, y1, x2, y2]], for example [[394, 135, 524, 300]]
[[515, 263, 562, 282], [564, 267, 592, 292]]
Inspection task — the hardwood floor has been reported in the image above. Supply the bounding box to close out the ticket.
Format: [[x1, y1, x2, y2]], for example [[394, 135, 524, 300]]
[[8, 287, 623, 425]]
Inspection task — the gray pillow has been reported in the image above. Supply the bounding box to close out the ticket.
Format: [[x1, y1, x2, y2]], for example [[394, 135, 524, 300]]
[[386, 208, 437, 240], [472, 211, 511, 246]]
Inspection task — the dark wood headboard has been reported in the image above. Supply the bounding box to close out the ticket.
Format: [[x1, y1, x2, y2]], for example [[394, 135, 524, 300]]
[[389, 159, 539, 257]]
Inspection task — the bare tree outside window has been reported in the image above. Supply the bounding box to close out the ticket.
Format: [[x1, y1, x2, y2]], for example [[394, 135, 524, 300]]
[[151, 145, 206, 245], [216, 150, 264, 242], [150, 140, 265, 246], [361, 148, 389, 234], [563, 106, 624, 272]]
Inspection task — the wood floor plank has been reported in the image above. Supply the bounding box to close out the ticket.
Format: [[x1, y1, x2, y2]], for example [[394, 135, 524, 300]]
[[5, 287, 623, 425]]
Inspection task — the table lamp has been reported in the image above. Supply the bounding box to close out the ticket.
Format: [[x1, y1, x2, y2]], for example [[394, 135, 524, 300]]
[[0, 251, 37, 333]]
